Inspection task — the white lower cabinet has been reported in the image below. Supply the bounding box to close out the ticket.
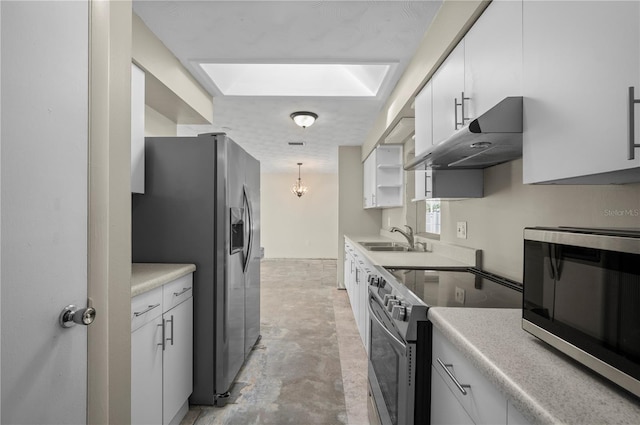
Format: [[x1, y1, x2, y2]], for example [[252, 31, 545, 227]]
[[343, 240, 372, 353], [132, 273, 193, 425], [431, 327, 530, 425], [431, 365, 475, 425], [132, 313, 164, 425]]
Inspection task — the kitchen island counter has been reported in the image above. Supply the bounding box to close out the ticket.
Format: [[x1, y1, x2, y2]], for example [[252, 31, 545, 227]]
[[131, 263, 196, 297], [428, 308, 640, 425]]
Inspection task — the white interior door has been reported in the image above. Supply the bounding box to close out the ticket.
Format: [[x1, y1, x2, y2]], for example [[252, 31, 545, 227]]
[[1, 2, 89, 424]]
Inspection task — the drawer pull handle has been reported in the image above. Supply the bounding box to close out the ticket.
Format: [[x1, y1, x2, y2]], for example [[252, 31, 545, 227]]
[[133, 303, 160, 317], [437, 358, 470, 395], [173, 287, 191, 297]]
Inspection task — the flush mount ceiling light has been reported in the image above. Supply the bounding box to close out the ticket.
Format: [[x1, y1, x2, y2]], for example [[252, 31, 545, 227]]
[[290, 111, 318, 129], [291, 163, 308, 198]]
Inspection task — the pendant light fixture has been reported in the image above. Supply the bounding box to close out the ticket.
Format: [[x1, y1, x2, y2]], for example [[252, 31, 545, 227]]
[[290, 111, 318, 128], [291, 162, 308, 198]]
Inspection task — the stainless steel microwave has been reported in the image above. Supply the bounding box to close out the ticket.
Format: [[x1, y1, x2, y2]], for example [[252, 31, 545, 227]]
[[523, 227, 640, 398]]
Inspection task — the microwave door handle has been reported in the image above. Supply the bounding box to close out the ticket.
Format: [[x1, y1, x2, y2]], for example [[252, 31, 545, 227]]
[[554, 245, 563, 280], [546, 244, 558, 281]]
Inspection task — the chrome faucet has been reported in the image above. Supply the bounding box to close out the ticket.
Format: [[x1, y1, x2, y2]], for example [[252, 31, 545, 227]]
[[390, 225, 414, 249]]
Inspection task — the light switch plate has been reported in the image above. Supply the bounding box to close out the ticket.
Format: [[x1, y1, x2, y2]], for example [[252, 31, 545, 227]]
[[455, 287, 465, 304], [456, 221, 467, 239]]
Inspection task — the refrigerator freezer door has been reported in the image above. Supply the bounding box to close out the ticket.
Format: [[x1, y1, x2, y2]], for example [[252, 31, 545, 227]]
[[244, 153, 261, 358], [216, 136, 246, 395]]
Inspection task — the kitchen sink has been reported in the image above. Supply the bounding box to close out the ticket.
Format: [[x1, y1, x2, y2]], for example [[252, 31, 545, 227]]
[[359, 241, 412, 252], [367, 246, 412, 252], [359, 241, 407, 248]]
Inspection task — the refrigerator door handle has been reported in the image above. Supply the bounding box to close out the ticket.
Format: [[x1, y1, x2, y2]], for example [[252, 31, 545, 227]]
[[243, 184, 254, 274]]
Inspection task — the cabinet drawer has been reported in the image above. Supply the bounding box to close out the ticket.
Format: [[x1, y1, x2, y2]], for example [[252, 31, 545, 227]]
[[431, 365, 475, 425], [132, 286, 163, 332], [163, 273, 193, 312], [432, 328, 507, 424]]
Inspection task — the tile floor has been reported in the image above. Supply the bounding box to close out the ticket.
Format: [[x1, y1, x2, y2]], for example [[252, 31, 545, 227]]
[[182, 259, 370, 425]]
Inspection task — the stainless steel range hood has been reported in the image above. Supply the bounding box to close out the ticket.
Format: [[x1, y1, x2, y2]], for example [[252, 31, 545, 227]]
[[404, 96, 523, 170]]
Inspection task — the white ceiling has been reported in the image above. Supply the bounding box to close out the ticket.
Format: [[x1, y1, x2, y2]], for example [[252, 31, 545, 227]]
[[133, 0, 442, 173]]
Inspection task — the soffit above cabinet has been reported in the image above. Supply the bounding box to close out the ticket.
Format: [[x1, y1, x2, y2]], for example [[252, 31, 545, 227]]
[[144, 72, 212, 125], [384, 117, 415, 145], [361, 0, 490, 161], [132, 13, 213, 125]]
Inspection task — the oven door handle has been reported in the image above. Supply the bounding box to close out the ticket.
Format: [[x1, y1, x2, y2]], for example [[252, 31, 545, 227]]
[[368, 299, 406, 354]]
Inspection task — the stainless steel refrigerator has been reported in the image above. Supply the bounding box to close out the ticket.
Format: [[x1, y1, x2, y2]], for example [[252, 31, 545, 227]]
[[132, 133, 260, 406]]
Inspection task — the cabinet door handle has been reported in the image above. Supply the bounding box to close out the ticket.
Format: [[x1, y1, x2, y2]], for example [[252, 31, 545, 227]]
[[158, 319, 166, 351], [166, 315, 174, 346], [437, 358, 470, 395], [454, 92, 471, 130], [134, 303, 160, 317], [173, 287, 191, 297], [454, 96, 459, 130], [628, 86, 640, 159]]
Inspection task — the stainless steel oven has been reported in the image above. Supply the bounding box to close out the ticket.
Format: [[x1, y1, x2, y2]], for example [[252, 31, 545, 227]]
[[367, 266, 522, 425], [367, 278, 428, 425], [368, 296, 411, 425]]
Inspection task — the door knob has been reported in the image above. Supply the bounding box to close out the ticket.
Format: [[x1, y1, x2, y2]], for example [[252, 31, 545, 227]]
[[59, 303, 96, 328]]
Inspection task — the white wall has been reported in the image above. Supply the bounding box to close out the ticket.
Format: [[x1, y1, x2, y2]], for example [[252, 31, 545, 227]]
[[337, 146, 383, 287], [440, 159, 640, 281], [261, 172, 338, 258], [145, 105, 177, 137]]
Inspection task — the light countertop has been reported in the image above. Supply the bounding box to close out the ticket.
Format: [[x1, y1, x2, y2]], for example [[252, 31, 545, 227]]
[[131, 263, 196, 297], [344, 234, 478, 269], [428, 308, 640, 425]]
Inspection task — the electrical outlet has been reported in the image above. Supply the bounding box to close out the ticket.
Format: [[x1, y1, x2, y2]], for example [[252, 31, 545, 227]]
[[455, 287, 466, 304], [456, 221, 467, 239]]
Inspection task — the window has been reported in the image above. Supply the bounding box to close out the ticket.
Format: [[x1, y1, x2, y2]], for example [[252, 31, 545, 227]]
[[425, 200, 441, 235]]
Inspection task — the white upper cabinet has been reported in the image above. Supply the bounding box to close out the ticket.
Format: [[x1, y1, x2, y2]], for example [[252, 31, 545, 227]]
[[522, 0, 640, 184], [363, 149, 376, 208], [431, 0, 523, 147], [413, 0, 522, 200], [464, 0, 523, 119], [432, 41, 466, 145], [364, 145, 403, 209], [415, 81, 433, 157], [416, 169, 483, 200], [131, 63, 145, 194]]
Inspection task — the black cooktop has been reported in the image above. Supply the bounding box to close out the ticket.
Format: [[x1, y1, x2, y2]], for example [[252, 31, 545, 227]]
[[383, 267, 522, 309]]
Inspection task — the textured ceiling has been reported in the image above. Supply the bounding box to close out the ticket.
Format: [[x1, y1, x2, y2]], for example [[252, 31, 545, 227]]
[[133, 0, 442, 173]]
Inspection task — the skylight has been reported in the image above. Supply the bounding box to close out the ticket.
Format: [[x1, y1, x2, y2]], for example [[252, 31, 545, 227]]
[[198, 63, 392, 97]]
